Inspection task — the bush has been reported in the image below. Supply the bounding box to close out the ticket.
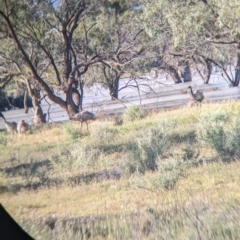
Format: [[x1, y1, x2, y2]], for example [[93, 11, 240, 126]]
[[123, 126, 169, 175], [113, 115, 123, 126], [63, 122, 80, 140], [53, 145, 102, 172], [91, 123, 118, 146], [197, 110, 240, 157], [155, 159, 187, 190], [123, 105, 147, 122], [182, 141, 200, 161]]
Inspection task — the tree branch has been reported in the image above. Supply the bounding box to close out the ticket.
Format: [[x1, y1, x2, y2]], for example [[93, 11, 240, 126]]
[[0, 10, 66, 109], [0, 72, 22, 89]]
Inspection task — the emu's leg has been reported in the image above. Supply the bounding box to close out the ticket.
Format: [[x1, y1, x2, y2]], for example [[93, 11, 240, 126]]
[[85, 121, 89, 131], [197, 101, 202, 110]]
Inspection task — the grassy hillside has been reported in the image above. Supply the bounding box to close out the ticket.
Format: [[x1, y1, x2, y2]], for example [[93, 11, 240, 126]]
[[0, 101, 240, 239]]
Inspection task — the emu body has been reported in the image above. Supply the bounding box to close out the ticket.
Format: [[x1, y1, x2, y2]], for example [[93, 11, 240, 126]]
[[70, 111, 96, 130], [188, 86, 204, 106]]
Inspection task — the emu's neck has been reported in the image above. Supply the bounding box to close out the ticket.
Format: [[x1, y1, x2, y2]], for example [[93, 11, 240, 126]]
[[189, 87, 194, 97]]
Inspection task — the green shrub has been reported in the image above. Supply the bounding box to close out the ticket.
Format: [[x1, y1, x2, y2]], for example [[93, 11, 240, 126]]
[[169, 130, 196, 144], [70, 145, 102, 169], [53, 145, 102, 172], [182, 141, 200, 161], [155, 159, 187, 190], [123, 105, 147, 122], [197, 110, 240, 157], [113, 115, 123, 126], [123, 126, 169, 174], [5, 157, 51, 188], [63, 122, 80, 140], [149, 158, 194, 190], [91, 123, 117, 146]]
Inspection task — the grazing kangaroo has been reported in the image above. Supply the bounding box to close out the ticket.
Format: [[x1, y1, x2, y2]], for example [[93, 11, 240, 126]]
[[17, 120, 29, 133], [0, 112, 17, 133]]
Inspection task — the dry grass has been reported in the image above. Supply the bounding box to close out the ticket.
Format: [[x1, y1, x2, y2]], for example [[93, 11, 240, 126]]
[[1, 100, 240, 239], [1, 161, 240, 218]]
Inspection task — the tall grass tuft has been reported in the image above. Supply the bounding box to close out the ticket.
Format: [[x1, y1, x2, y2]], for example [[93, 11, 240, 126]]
[[63, 122, 80, 140], [52, 145, 102, 173], [123, 126, 169, 174], [197, 110, 240, 157], [123, 105, 147, 122], [91, 123, 117, 146], [155, 159, 190, 190]]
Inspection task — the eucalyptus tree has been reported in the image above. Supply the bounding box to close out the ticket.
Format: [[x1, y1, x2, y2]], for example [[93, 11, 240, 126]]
[[0, 0, 103, 123], [149, 0, 240, 86], [83, 0, 145, 100], [156, 0, 214, 84], [137, 0, 194, 84], [203, 0, 240, 86]]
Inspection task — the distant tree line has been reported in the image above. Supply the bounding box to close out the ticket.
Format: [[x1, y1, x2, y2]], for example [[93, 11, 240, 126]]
[[0, 0, 239, 121]]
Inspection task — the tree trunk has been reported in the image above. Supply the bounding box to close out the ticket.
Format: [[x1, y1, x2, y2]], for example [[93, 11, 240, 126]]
[[182, 61, 192, 82], [203, 59, 212, 84], [79, 79, 84, 111], [233, 44, 240, 87], [66, 86, 79, 117], [109, 77, 120, 100], [23, 90, 29, 114], [162, 64, 182, 84], [72, 88, 82, 110], [25, 79, 46, 125], [31, 89, 46, 125]]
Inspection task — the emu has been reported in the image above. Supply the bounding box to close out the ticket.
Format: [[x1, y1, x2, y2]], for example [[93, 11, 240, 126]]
[[188, 86, 204, 107], [0, 112, 17, 133], [70, 111, 96, 130], [17, 120, 29, 133]]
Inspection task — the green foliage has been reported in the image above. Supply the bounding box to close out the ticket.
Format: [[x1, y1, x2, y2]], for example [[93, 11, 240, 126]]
[[5, 156, 51, 190], [182, 143, 199, 161], [155, 159, 188, 190], [171, 130, 196, 143], [52, 145, 102, 172], [197, 110, 240, 157], [63, 122, 81, 140], [123, 126, 169, 174], [91, 123, 118, 146], [123, 105, 147, 122], [113, 115, 123, 126], [211, 222, 240, 240], [2, 102, 240, 239]]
